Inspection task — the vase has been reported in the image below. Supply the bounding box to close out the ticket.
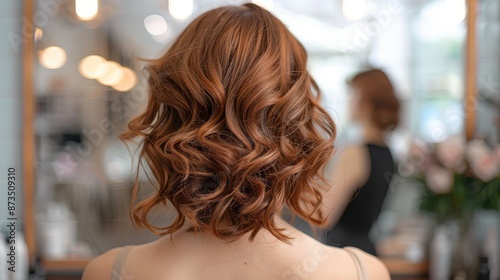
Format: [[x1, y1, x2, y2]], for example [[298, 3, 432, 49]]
[[449, 219, 473, 280], [430, 223, 452, 280], [429, 218, 475, 280]]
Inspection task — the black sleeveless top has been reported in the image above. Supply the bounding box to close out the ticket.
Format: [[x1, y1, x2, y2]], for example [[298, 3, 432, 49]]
[[325, 144, 395, 256]]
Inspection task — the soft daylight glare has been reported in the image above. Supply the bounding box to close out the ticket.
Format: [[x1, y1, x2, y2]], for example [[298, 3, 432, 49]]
[[445, 0, 467, 24], [251, 0, 273, 10], [75, 0, 99, 21], [144, 15, 168, 36], [426, 120, 448, 142], [168, 0, 193, 20], [343, 0, 366, 21], [39, 46, 67, 69], [112, 67, 137, 92], [78, 55, 108, 79], [416, 0, 467, 41], [97, 61, 124, 86]]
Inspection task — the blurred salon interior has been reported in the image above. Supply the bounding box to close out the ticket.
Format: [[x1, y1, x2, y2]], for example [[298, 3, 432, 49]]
[[0, 0, 499, 279]]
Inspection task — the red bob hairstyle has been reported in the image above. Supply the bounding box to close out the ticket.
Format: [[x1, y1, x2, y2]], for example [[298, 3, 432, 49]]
[[121, 3, 336, 242]]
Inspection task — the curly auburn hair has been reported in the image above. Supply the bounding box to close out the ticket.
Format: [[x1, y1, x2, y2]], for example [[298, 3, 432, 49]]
[[121, 3, 336, 243]]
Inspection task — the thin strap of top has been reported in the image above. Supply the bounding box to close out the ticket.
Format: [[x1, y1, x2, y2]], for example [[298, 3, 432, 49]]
[[111, 245, 134, 280], [344, 247, 366, 280]]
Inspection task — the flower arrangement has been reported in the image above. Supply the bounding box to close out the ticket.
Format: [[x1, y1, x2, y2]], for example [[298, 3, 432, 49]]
[[401, 135, 500, 222]]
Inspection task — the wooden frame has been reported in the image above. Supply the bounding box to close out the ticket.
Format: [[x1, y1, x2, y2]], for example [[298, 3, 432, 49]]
[[23, 0, 36, 265], [465, 0, 478, 140]]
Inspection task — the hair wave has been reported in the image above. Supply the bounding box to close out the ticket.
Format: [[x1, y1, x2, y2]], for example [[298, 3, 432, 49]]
[[121, 3, 336, 242]]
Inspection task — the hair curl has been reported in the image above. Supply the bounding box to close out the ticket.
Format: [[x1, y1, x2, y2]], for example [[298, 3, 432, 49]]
[[121, 3, 336, 243]]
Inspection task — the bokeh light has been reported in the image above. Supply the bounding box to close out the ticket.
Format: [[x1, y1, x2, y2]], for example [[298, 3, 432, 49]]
[[96, 61, 124, 86], [39, 46, 67, 69], [78, 55, 108, 79], [111, 67, 137, 92]]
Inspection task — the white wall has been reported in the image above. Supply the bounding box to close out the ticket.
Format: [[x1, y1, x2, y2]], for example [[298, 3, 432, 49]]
[[0, 0, 23, 234]]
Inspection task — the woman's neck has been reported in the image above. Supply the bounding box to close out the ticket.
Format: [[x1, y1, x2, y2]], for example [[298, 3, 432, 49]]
[[164, 215, 297, 248], [362, 124, 386, 146]]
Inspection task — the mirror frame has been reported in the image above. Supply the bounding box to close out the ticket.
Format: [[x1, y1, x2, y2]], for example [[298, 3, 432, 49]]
[[22, 0, 35, 265], [465, 0, 478, 141]]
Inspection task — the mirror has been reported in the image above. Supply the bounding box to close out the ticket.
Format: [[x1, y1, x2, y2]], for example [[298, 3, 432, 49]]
[[476, 0, 500, 144], [26, 0, 497, 278]]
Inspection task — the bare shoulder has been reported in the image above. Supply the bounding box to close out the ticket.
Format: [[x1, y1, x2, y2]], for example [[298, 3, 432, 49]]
[[342, 144, 365, 154], [344, 247, 391, 280], [333, 144, 371, 185], [340, 145, 369, 163], [81, 247, 122, 280]]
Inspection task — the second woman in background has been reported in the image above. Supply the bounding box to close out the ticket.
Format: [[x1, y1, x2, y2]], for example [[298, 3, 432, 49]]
[[322, 69, 400, 256]]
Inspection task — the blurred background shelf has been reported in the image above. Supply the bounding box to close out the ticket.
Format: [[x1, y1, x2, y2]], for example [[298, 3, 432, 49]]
[[42, 258, 90, 271], [381, 258, 429, 279]]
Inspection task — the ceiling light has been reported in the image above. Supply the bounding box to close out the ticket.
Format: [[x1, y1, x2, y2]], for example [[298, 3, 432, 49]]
[[168, 0, 193, 20], [39, 46, 67, 69], [343, 0, 366, 21], [75, 0, 99, 21], [144, 15, 168, 36]]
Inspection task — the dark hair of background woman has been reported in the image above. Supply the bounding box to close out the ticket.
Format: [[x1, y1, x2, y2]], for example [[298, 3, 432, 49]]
[[349, 69, 400, 131]]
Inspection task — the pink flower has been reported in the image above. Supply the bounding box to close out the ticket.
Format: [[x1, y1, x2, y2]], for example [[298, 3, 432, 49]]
[[436, 135, 465, 170], [471, 154, 499, 182], [425, 165, 453, 194], [466, 139, 490, 161]]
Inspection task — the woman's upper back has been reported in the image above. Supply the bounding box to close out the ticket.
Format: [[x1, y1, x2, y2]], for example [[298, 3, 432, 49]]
[[336, 143, 395, 234], [82, 226, 390, 280]]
